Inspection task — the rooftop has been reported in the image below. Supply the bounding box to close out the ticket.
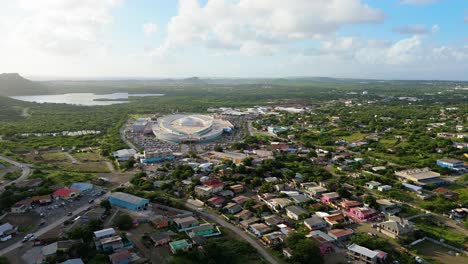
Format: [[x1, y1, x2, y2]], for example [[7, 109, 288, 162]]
[[94, 228, 116, 238], [348, 243, 379, 258], [110, 192, 148, 205]]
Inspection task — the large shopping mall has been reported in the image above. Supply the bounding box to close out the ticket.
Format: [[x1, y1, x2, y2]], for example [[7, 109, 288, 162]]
[[153, 114, 233, 143]]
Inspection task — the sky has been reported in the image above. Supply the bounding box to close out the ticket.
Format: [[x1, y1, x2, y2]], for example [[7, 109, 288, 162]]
[[0, 0, 466, 80]]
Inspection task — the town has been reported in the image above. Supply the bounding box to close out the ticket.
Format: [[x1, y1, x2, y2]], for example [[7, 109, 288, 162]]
[[0, 95, 466, 264]]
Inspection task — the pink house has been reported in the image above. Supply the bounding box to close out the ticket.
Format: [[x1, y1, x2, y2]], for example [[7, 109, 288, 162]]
[[320, 192, 340, 203], [348, 207, 381, 222]]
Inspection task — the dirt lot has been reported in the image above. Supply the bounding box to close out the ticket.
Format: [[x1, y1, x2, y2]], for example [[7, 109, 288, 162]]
[[126, 222, 173, 264], [412, 240, 468, 264]]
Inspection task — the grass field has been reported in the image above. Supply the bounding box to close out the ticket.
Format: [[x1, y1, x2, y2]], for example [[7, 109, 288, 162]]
[[445, 183, 468, 204], [58, 162, 111, 173], [40, 152, 68, 161], [414, 218, 467, 248], [341, 132, 366, 142], [412, 240, 468, 264], [47, 171, 97, 185], [73, 152, 102, 162]]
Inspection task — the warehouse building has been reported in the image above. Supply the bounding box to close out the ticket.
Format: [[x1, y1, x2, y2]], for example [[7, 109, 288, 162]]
[[109, 192, 149, 211]]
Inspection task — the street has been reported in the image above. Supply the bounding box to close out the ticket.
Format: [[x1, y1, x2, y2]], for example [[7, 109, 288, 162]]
[[185, 202, 281, 264], [0, 155, 31, 191]]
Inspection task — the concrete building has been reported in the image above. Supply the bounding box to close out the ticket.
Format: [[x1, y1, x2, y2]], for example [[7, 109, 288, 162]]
[[347, 244, 380, 264], [376, 216, 413, 239], [285, 205, 308, 220], [436, 158, 465, 172], [109, 192, 149, 211], [112, 149, 137, 161], [133, 118, 149, 133], [395, 168, 444, 186], [304, 215, 327, 230]]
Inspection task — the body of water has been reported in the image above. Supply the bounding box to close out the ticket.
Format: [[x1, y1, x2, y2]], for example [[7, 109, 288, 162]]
[[10, 93, 164, 106]]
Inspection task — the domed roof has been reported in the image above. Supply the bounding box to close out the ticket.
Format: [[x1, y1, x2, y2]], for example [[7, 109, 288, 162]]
[[178, 116, 204, 127]]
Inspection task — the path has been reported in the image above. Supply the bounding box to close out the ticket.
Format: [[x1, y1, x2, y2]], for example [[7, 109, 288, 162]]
[[63, 152, 80, 164], [0, 192, 110, 256], [0, 155, 32, 191], [185, 202, 281, 264]]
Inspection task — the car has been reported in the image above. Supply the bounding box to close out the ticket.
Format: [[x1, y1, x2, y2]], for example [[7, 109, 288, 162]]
[[67, 212, 73, 216], [415, 256, 423, 263], [22, 234, 34, 243], [88, 199, 95, 204], [38, 221, 46, 227]]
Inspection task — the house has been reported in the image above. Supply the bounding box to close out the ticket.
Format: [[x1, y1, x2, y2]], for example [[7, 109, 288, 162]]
[[207, 196, 225, 208], [283, 248, 293, 259], [232, 195, 250, 205], [234, 210, 253, 221], [152, 216, 170, 229], [395, 168, 444, 186], [224, 202, 242, 214], [173, 216, 199, 232], [306, 186, 328, 197], [194, 179, 224, 197], [188, 224, 221, 238], [323, 213, 346, 227], [347, 244, 380, 264], [11, 198, 31, 213], [169, 239, 192, 254], [109, 250, 132, 264], [436, 158, 465, 171], [99, 235, 124, 252], [191, 235, 207, 247], [376, 216, 413, 239], [94, 228, 116, 240], [321, 192, 340, 203], [340, 200, 362, 211], [150, 232, 172, 246], [433, 187, 459, 200], [304, 215, 327, 230], [348, 207, 380, 222], [290, 194, 311, 204], [42, 242, 59, 257], [109, 192, 149, 211], [263, 214, 283, 226], [376, 199, 400, 215], [328, 229, 354, 242], [249, 223, 271, 237], [365, 181, 382, 190], [449, 208, 468, 220], [377, 185, 392, 192], [264, 176, 278, 183], [53, 188, 80, 200], [217, 190, 234, 198], [285, 205, 308, 220], [70, 182, 93, 192], [262, 231, 286, 246], [230, 184, 244, 193], [309, 231, 335, 255], [240, 217, 260, 229], [267, 198, 292, 211], [267, 126, 287, 135]]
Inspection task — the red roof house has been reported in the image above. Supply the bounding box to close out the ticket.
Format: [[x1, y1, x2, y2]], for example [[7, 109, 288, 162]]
[[53, 188, 80, 199]]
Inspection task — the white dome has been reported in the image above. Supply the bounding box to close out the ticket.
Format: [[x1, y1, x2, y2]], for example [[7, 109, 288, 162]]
[[178, 117, 203, 127]]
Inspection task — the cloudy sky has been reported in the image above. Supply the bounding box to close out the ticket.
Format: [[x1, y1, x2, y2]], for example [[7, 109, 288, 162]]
[[0, 0, 466, 80]]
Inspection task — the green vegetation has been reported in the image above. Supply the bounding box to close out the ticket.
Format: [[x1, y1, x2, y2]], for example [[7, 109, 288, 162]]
[[171, 238, 263, 264], [114, 214, 133, 230], [413, 217, 467, 248]]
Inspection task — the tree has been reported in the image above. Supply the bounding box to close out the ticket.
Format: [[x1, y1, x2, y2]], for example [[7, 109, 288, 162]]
[[363, 195, 377, 209], [100, 200, 111, 211], [290, 239, 323, 264], [242, 157, 253, 166], [114, 214, 133, 230], [214, 145, 224, 152]]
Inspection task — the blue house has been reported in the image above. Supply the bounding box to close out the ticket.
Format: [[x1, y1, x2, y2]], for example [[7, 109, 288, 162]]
[[70, 182, 93, 192], [109, 192, 149, 211]]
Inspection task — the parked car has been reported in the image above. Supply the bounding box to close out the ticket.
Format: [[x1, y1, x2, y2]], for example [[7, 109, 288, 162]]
[[415, 256, 424, 263], [67, 212, 73, 216], [22, 234, 34, 243]]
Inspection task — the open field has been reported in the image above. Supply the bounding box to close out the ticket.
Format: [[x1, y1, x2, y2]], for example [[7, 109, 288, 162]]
[[73, 152, 102, 162], [412, 240, 468, 264], [40, 152, 68, 161], [57, 162, 111, 173]]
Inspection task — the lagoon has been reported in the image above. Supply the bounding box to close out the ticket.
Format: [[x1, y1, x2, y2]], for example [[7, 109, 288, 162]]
[[10, 93, 164, 106]]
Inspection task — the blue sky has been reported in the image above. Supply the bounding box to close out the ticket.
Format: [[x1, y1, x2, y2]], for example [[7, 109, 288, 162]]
[[0, 0, 466, 79]]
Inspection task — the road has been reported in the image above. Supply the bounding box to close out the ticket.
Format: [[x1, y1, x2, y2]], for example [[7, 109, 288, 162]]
[[185, 202, 281, 264], [0, 192, 110, 257], [0, 155, 32, 191], [63, 152, 80, 164], [119, 121, 137, 150]]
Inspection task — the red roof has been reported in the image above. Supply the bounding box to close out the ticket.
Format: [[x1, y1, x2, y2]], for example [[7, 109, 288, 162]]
[[53, 188, 79, 197], [328, 228, 353, 238], [204, 179, 223, 187], [208, 196, 225, 204]]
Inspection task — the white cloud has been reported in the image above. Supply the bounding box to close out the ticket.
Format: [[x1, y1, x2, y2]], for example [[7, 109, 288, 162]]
[[154, 0, 385, 56], [431, 24, 440, 34], [2, 0, 121, 55], [400, 0, 438, 5], [465, 16, 468, 23], [143, 22, 158, 36]]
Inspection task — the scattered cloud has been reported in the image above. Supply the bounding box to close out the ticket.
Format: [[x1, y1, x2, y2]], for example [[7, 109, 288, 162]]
[[465, 16, 468, 23], [143, 22, 158, 36], [400, 0, 438, 5], [393, 24, 430, 35], [153, 0, 385, 56], [431, 24, 440, 34]]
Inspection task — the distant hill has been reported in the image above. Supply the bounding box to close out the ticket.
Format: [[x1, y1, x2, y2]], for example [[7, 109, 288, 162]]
[[0, 73, 49, 96]]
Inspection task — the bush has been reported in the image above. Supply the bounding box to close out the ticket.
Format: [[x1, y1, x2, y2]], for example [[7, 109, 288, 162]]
[[114, 214, 133, 230]]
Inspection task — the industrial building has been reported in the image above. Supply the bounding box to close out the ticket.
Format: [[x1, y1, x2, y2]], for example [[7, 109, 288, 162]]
[[395, 168, 444, 186], [141, 149, 175, 163], [133, 118, 150, 133], [436, 158, 465, 172], [109, 192, 149, 211]]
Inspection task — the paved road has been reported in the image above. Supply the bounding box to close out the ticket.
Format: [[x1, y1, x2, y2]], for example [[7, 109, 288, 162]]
[[0, 192, 110, 256], [119, 122, 137, 150], [185, 202, 281, 264], [0, 155, 32, 191]]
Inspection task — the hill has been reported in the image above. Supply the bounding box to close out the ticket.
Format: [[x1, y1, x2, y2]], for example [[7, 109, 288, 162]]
[[0, 73, 49, 96]]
